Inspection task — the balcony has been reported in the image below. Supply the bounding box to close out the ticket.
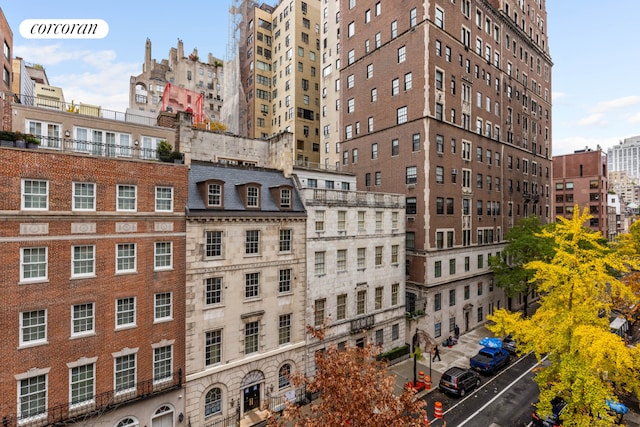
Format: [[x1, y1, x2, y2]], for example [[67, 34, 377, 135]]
[[302, 188, 404, 209], [3, 370, 181, 427], [350, 314, 375, 333]]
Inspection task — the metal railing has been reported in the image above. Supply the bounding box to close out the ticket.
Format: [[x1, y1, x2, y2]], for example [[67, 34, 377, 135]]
[[12, 93, 158, 127], [1, 134, 164, 162], [2, 370, 181, 427]]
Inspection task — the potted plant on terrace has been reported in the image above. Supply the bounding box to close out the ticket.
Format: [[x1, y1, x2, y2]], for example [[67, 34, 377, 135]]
[[25, 134, 40, 149], [0, 130, 17, 147], [157, 140, 173, 162]]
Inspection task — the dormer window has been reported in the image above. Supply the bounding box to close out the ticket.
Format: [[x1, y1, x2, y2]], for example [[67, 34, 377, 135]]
[[247, 186, 259, 207], [280, 188, 291, 208], [208, 183, 222, 206]]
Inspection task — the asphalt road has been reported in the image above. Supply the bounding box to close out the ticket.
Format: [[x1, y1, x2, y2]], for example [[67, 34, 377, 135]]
[[422, 352, 540, 427]]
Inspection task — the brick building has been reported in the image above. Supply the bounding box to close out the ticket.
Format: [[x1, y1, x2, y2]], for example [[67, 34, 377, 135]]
[[0, 143, 188, 425], [337, 0, 553, 337], [0, 7, 12, 130]]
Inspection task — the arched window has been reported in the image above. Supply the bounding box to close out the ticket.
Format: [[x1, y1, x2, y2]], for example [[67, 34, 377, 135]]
[[116, 417, 138, 427], [205, 387, 222, 417], [278, 364, 291, 389]]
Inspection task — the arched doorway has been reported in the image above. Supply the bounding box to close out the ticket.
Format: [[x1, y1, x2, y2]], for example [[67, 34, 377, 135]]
[[151, 405, 174, 427], [240, 370, 264, 414]]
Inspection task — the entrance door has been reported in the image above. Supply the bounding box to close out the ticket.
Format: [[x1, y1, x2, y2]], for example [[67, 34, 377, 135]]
[[243, 384, 260, 412], [464, 311, 469, 331], [151, 405, 174, 427]]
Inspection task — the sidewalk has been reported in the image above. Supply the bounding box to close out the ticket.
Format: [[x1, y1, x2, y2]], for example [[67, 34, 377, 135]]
[[387, 325, 640, 426]]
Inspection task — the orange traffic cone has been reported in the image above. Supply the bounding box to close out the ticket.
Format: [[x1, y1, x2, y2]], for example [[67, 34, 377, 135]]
[[434, 401, 443, 419]]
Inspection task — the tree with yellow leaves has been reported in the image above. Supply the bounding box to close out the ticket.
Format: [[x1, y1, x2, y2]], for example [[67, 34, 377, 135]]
[[268, 327, 428, 427], [488, 206, 640, 426]]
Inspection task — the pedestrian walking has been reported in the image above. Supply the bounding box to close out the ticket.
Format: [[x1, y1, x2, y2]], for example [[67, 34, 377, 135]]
[[432, 344, 441, 362], [454, 324, 460, 339]]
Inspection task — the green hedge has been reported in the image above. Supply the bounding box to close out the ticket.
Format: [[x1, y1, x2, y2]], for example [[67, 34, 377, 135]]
[[377, 343, 410, 362]]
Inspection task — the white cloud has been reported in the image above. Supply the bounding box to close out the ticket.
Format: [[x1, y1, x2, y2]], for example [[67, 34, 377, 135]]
[[591, 96, 640, 113], [627, 112, 640, 124], [15, 42, 138, 112], [552, 135, 620, 156], [577, 113, 607, 126], [552, 91, 567, 101]]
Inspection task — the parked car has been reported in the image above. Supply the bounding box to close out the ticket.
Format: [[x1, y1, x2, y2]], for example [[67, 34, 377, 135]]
[[502, 335, 517, 355], [438, 366, 481, 397], [469, 346, 510, 374], [531, 397, 566, 427]]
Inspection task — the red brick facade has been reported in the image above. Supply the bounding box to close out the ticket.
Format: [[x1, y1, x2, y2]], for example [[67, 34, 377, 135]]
[[0, 148, 187, 425]]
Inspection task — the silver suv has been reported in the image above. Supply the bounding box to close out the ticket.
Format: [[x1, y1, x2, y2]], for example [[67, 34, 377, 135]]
[[438, 366, 481, 397]]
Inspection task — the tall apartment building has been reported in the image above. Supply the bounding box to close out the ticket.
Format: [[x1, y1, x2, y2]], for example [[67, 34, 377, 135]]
[[235, 0, 322, 166], [553, 148, 609, 237], [609, 170, 639, 207], [294, 168, 407, 376], [129, 38, 224, 122], [608, 136, 640, 180], [184, 162, 307, 427], [338, 0, 553, 338], [319, 0, 341, 170], [0, 107, 188, 426]]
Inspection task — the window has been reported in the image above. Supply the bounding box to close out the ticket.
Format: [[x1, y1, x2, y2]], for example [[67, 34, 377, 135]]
[[115, 353, 137, 393], [435, 70, 443, 90], [208, 184, 222, 206], [435, 7, 444, 28], [435, 261, 442, 277], [315, 211, 325, 231], [413, 133, 421, 151], [392, 139, 399, 156], [314, 251, 326, 275], [477, 281, 483, 296], [398, 46, 406, 63], [117, 185, 137, 211], [391, 20, 398, 38], [205, 388, 222, 417], [449, 289, 456, 306], [279, 229, 292, 252], [114, 243, 136, 274], [19, 374, 47, 420], [154, 292, 172, 321], [436, 166, 444, 184], [247, 186, 259, 207], [314, 298, 326, 326], [406, 197, 417, 215], [358, 211, 366, 231], [154, 242, 173, 270], [405, 72, 412, 90], [72, 245, 95, 278], [337, 249, 347, 272], [22, 179, 48, 210], [21, 247, 48, 282], [367, 63, 374, 78], [337, 294, 347, 320], [206, 231, 222, 258], [397, 106, 408, 124], [205, 277, 222, 305], [155, 187, 173, 212], [406, 166, 417, 184], [20, 309, 47, 346], [245, 272, 260, 298], [279, 314, 291, 345], [375, 246, 383, 266], [279, 364, 291, 389], [206, 329, 222, 365], [153, 345, 173, 383], [70, 363, 95, 406], [477, 254, 484, 269], [434, 293, 441, 311], [357, 247, 366, 269], [245, 230, 260, 254], [375, 286, 383, 310], [392, 78, 400, 96], [357, 290, 367, 315], [410, 8, 417, 27], [116, 297, 136, 328], [280, 188, 291, 208], [449, 258, 456, 274], [279, 268, 292, 293], [73, 182, 96, 211], [72, 303, 94, 336]]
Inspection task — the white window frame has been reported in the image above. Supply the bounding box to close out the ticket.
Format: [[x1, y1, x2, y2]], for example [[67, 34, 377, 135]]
[[72, 182, 96, 211], [20, 247, 48, 283], [154, 292, 173, 322], [114, 351, 137, 394], [27, 119, 61, 149], [155, 186, 174, 212], [71, 245, 95, 278], [154, 241, 173, 271], [153, 344, 173, 384], [117, 185, 137, 212], [17, 371, 48, 421], [116, 297, 136, 329], [116, 243, 137, 274], [20, 309, 47, 347], [71, 303, 95, 337], [22, 179, 48, 211]]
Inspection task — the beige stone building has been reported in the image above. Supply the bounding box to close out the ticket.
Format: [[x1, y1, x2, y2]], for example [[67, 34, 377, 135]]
[[184, 162, 307, 427], [294, 168, 408, 376]]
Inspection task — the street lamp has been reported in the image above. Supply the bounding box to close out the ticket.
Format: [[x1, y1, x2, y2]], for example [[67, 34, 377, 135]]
[[412, 328, 435, 389]]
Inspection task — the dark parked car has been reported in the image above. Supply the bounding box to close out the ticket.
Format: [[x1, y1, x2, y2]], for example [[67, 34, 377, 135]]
[[438, 366, 481, 397], [469, 346, 510, 374], [502, 335, 517, 355], [531, 397, 567, 427]]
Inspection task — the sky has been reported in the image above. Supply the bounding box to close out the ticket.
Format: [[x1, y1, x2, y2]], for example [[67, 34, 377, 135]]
[[2, 1, 640, 157]]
